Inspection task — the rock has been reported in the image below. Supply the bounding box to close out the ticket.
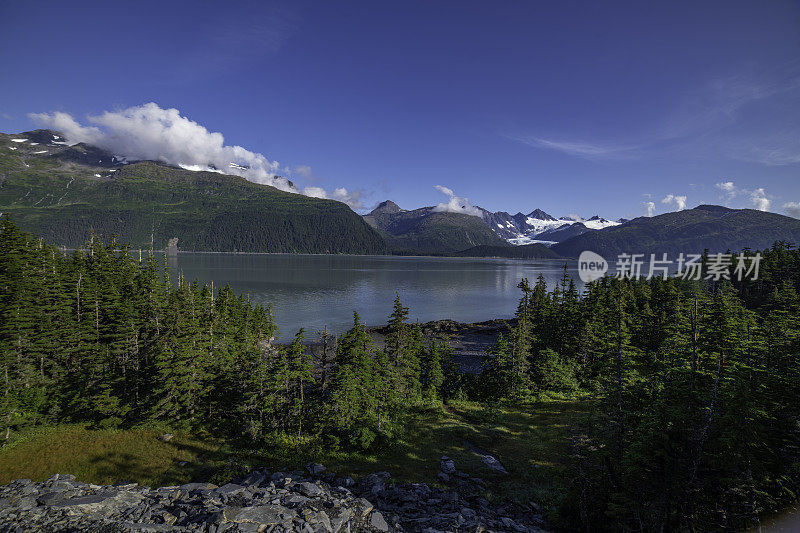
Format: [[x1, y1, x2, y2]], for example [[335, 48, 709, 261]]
[[354, 497, 374, 517], [297, 482, 323, 497], [370, 510, 389, 531], [242, 471, 266, 487], [0, 467, 549, 533], [302, 508, 333, 532], [335, 476, 355, 488], [437, 472, 450, 484], [329, 507, 352, 533], [306, 462, 327, 475], [480, 453, 509, 475], [440, 456, 456, 475], [215, 483, 245, 496], [120, 523, 177, 532], [179, 482, 217, 492], [284, 494, 309, 506], [37, 491, 70, 506], [360, 472, 390, 496], [13, 496, 38, 510], [157, 433, 174, 442], [226, 504, 290, 525], [50, 490, 143, 516]]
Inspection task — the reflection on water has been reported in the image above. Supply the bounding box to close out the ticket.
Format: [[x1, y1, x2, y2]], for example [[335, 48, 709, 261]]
[[168, 253, 579, 341]]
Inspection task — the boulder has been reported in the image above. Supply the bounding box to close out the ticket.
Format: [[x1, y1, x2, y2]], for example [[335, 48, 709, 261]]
[[440, 456, 456, 475], [480, 453, 509, 475], [297, 482, 323, 497], [370, 510, 389, 532], [306, 462, 327, 475]]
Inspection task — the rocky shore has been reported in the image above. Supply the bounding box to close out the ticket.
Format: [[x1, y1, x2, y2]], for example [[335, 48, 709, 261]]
[[298, 318, 510, 375], [0, 459, 546, 532], [370, 318, 514, 374]]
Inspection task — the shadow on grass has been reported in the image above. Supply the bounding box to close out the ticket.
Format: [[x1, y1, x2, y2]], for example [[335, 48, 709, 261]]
[[1, 398, 592, 513], [86, 441, 226, 488]]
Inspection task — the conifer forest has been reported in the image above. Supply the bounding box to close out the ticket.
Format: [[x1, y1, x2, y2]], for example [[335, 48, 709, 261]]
[[2, 214, 800, 531]]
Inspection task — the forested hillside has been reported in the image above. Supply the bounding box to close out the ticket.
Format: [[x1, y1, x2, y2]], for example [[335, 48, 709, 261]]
[[0, 132, 386, 254], [553, 204, 800, 259]]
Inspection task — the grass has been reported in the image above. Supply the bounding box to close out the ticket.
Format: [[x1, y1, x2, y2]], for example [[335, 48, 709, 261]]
[[0, 398, 593, 513], [0, 425, 222, 487]]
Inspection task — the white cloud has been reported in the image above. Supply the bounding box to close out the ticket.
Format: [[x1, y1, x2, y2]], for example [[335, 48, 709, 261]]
[[300, 186, 364, 210], [784, 201, 800, 218], [713, 181, 773, 212], [293, 165, 312, 179], [302, 186, 327, 198], [505, 134, 638, 160], [661, 194, 687, 211], [330, 188, 364, 210], [29, 111, 104, 145], [750, 188, 771, 211], [435, 185, 454, 197], [715, 181, 736, 193], [31, 103, 365, 209], [715, 180, 738, 204], [644, 201, 656, 217], [432, 185, 482, 217]]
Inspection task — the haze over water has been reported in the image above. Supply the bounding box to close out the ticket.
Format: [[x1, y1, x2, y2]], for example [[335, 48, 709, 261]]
[[168, 253, 579, 341]]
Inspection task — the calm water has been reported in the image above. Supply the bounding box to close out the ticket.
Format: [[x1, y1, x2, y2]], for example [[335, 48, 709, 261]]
[[166, 253, 579, 341]]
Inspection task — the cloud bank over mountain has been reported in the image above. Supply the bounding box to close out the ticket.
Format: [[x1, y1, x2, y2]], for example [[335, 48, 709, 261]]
[[31, 103, 363, 209]]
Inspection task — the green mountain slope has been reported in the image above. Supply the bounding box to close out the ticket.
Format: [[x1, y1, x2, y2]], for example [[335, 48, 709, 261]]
[[364, 200, 507, 254], [0, 131, 387, 254], [552, 204, 800, 259]]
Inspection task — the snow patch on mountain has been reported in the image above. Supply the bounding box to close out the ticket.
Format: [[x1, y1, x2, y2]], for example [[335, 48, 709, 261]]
[[480, 208, 621, 246]]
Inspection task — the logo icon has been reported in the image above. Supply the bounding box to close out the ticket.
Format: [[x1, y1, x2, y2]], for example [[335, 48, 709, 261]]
[[578, 250, 608, 282]]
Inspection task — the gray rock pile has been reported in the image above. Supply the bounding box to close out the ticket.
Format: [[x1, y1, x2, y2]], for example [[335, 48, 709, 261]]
[[0, 461, 547, 532]]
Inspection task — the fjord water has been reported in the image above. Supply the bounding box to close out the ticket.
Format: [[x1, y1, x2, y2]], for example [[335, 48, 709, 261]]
[[168, 253, 578, 341]]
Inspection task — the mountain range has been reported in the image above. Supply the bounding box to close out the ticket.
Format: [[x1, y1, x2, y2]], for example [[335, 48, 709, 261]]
[[475, 207, 621, 245], [3, 129, 800, 259], [364, 199, 623, 254]]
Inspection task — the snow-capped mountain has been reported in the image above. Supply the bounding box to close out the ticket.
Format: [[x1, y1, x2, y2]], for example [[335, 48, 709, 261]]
[[477, 208, 621, 245], [363, 199, 623, 248]]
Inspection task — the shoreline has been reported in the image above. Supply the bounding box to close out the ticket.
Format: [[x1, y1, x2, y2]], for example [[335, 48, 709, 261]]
[[55, 247, 574, 261]]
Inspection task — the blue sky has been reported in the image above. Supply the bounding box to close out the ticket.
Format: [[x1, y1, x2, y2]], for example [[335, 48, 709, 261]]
[[1, 0, 799, 219]]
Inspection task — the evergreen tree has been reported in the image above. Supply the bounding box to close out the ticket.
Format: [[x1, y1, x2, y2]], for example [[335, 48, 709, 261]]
[[286, 329, 313, 435]]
